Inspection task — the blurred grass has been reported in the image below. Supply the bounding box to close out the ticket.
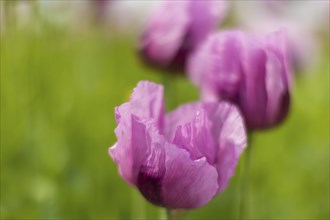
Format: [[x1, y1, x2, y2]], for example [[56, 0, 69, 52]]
[[0, 26, 329, 220]]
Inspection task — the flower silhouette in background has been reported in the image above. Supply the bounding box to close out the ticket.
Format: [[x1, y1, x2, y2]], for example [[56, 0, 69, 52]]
[[90, 0, 111, 25], [188, 29, 291, 130], [233, 0, 329, 73], [138, 0, 228, 73], [109, 81, 246, 208]]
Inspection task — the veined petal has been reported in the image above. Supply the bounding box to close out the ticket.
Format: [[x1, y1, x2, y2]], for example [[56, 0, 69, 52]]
[[165, 102, 202, 141], [129, 81, 164, 129], [187, 102, 246, 191], [172, 109, 217, 164], [109, 81, 164, 185], [212, 103, 247, 192], [161, 143, 219, 209], [133, 117, 166, 206], [166, 101, 247, 191]]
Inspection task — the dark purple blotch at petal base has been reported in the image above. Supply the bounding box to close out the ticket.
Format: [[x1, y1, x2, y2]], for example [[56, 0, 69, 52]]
[[137, 167, 164, 206], [137, 149, 166, 206]]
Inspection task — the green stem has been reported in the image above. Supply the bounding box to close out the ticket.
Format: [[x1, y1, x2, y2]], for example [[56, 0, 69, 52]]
[[162, 73, 177, 111], [239, 133, 253, 219], [166, 209, 173, 220], [131, 189, 145, 219]]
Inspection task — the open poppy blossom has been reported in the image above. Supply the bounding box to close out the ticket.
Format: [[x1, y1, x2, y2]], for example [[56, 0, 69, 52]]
[[109, 81, 246, 208]]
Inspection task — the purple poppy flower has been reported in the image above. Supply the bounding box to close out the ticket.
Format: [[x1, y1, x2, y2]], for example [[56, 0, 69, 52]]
[[188, 29, 291, 130], [138, 0, 228, 72], [109, 81, 246, 208]]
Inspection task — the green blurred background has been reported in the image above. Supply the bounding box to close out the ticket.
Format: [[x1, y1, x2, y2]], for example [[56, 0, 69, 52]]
[[1, 2, 329, 220]]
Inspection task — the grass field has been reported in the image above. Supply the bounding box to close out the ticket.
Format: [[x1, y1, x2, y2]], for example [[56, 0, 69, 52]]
[[1, 25, 329, 219]]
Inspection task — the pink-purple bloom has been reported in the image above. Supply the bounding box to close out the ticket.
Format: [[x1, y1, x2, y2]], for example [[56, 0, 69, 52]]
[[109, 81, 246, 208], [188, 29, 291, 130], [138, 0, 228, 72]]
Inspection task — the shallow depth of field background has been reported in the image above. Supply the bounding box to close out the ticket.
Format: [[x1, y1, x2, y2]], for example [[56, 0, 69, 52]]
[[1, 1, 329, 219]]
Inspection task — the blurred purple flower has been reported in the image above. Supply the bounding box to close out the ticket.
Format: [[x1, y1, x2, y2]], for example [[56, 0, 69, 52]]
[[138, 0, 228, 73], [233, 0, 329, 73], [90, 0, 111, 24], [109, 81, 246, 208], [188, 29, 291, 130]]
